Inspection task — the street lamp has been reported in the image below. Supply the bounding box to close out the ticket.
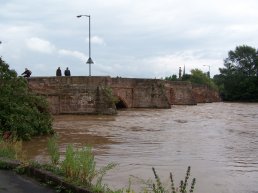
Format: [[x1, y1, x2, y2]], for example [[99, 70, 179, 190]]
[[77, 14, 94, 76], [203, 65, 210, 78]]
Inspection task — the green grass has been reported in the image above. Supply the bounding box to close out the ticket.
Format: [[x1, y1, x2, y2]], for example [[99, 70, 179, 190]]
[[0, 137, 22, 159], [47, 136, 117, 192], [0, 135, 197, 193]]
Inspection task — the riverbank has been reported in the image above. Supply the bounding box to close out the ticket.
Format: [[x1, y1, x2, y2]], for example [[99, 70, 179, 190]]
[[0, 157, 93, 193]]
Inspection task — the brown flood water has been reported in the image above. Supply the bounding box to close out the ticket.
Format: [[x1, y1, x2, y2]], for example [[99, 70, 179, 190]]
[[23, 102, 258, 193]]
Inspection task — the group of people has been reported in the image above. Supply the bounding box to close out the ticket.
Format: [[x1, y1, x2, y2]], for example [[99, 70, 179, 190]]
[[21, 67, 71, 78], [56, 67, 71, 76]]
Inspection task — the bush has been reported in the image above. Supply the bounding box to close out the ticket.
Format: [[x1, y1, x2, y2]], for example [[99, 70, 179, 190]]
[[0, 58, 53, 140]]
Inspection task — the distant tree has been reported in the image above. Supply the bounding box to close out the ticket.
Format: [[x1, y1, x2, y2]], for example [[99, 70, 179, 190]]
[[179, 69, 217, 90], [189, 69, 209, 84], [223, 45, 258, 76], [214, 45, 258, 101], [165, 74, 177, 81], [181, 74, 191, 81], [0, 58, 53, 140]]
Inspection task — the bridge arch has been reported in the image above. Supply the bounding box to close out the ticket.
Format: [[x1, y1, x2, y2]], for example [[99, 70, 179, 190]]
[[115, 97, 128, 109]]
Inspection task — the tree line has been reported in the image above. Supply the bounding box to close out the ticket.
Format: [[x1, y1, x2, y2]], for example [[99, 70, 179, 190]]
[[165, 45, 258, 102]]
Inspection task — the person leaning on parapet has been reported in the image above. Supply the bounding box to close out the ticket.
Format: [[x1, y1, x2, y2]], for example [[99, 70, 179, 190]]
[[56, 67, 62, 76], [21, 68, 32, 78], [64, 67, 71, 76]]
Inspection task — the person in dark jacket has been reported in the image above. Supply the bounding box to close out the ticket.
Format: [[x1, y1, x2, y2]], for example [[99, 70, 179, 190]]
[[64, 67, 71, 76], [56, 67, 62, 76], [21, 68, 32, 78]]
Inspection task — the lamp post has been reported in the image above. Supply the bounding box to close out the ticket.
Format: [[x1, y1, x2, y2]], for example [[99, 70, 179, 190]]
[[203, 65, 211, 92], [77, 14, 94, 76], [203, 65, 210, 78]]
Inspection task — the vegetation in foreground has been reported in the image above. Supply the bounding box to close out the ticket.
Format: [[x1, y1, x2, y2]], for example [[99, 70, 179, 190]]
[[0, 135, 196, 193], [0, 57, 53, 140]]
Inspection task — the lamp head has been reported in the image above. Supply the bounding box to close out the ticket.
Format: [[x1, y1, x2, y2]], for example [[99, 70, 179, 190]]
[[77, 15, 82, 18]]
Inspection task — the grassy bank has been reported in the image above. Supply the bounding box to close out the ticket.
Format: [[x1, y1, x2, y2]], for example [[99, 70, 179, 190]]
[[0, 136, 196, 193]]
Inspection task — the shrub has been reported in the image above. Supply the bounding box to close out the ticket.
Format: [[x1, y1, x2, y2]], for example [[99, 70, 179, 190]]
[[0, 58, 53, 140]]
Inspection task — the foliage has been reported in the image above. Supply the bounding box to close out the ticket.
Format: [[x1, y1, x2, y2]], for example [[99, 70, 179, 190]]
[[47, 135, 60, 166], [165, 69, 218, 90], [214, 45, 258, 101], [0, 58, 53, 140], [103, 86, 119, 106], [46, 136, 117, 192], [188, 69, 210, 85], [0, 137, 22, 159], [165, 74, 177, 81], [129, 166, 196, 193], [61, 144, 117, 188]]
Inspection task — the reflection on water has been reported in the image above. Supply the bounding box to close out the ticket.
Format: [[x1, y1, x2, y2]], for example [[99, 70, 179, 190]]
[[23, 103, 258, 193]]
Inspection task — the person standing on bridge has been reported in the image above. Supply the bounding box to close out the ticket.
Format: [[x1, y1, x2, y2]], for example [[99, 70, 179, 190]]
[[64, 67, 71, 76], [56, 67, 62, 76]]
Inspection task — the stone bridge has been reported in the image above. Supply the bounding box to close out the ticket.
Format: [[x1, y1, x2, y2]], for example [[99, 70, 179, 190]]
[[28, 76, 221, 115]]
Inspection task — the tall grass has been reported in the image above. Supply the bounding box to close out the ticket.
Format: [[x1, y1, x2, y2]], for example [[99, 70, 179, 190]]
[[46, 136, 117, 191], [47, 135, 60, 165], [61, 144, 117, 188], [151, 166, 196, 193], [130, 166, 196, 193], [0, 137, 23, 159]]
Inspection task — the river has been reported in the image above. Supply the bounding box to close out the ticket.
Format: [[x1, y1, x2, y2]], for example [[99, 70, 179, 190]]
[[23, 102, 258, 193]]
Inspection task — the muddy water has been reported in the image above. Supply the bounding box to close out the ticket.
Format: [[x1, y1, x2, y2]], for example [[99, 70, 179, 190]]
[[23, 102, 258, 193]]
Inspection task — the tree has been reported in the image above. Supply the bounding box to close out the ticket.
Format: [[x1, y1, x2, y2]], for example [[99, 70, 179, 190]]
[[0, 58, 53, 140], [214, 45, 258, 101], [165, 74, 177, 81], [189, 69, 210, 85], [223, 45, 258, 76]]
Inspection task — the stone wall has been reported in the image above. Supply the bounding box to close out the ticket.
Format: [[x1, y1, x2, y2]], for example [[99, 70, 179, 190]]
[[164, 81, 196, 105], [28, 76, 221, 115], [28, 76, 116, 115], [192, 83, 221, 103], [110, 78, 170, 108]]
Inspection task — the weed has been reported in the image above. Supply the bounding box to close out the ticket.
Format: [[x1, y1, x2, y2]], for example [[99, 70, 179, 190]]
[[61, 144, 78, 179], [0, 137, 23, 159], [47, 135, 60, 166], [60, 144, 117, 192], [130, 166, 196, 193]]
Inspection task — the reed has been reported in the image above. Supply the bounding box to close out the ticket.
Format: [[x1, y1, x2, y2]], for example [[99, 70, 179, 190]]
[[60, 144, 117, 191], [0, 137, 22, 159], [47, 135, 60, 166], [130, 166, 196, 193]]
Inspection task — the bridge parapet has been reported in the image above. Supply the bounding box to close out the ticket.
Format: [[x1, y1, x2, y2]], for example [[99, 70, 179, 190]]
[[28, 76, 220, 114]]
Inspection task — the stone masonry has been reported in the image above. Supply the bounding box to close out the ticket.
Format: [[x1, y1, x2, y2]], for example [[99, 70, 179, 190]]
[[28, 76, 221, 115]]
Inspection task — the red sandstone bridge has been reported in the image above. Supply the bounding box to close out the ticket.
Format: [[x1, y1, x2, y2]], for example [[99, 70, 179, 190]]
[[28, 76, 220, 115]]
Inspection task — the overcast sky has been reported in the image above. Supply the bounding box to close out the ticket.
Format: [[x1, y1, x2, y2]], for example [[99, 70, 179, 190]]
[[1, 0, 258, 78]]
